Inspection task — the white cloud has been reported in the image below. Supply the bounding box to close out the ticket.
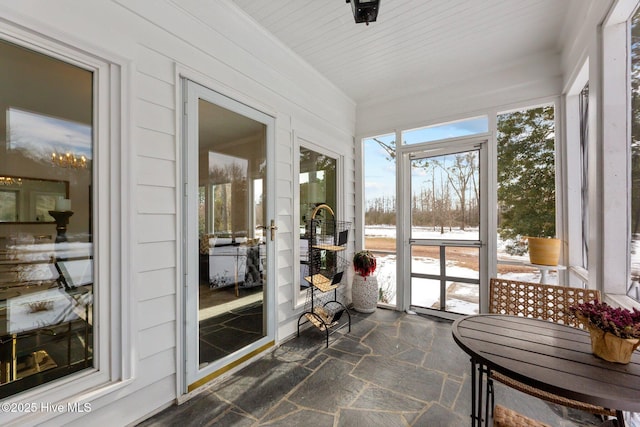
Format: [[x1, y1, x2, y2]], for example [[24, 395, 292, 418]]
[[7, 108, 92, 162]]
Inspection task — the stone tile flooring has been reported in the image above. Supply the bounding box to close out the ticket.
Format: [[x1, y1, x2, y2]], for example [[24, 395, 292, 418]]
[[139, 309, 603, 427]]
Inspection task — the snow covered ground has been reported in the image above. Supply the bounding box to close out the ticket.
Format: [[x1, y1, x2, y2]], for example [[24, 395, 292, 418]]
[[365, 225, 559, 314]]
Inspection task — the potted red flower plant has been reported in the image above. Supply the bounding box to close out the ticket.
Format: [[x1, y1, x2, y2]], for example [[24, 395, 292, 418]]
[[352, 250, 378, 313], [569, 300, 640, 363], [353, 250, 377, 279]]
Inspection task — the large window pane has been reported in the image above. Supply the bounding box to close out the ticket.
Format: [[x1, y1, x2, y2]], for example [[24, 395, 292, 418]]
[[411, 151, 480, 240], [196, 99, 267, 367], [497, 105, 556, 283], [402, 117, 488, 145], [299, 147, 337, 292], [579, 84, 590, 271], [630, 8, 640, 302], [0, 40, 93, 398], [363, 134, 396, 305], [300, 147, 336, 226]]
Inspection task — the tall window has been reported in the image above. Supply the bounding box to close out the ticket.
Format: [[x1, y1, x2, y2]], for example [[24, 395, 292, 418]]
[[362, 133, 396, 305], [630, 6, 640, 302], [496, 106, 556, 283], [580, 84, 590, 270], [0, 40, 94, 397]]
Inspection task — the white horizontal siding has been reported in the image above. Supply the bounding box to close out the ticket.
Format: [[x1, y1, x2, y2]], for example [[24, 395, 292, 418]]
[[39, 349, 175, 427], [136, 45, 176, 84], [136, 127, 176, 161], [277, 244, 294, 271], [135, 349, 177, 390], [118, 0, 355, 131], [138, 157, 176, 187], [139, 322, 176, 359], [137, 241, 176, 273], [136, 100, 175, 135], [278, 315, 301, 342], [137, 186, 176, 215], [131, 40, 180, 422], [136, 72, 175, 107], [138, 295, 176, 331], [137, 268, 176, 302], [137, 214, 176, 243]]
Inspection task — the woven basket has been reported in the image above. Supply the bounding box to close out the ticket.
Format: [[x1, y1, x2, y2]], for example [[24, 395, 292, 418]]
[[588, 326, 640, 364]]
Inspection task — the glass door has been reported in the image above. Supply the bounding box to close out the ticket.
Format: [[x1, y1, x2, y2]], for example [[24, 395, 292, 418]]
[[184, 81, 275, 391], [408, 142, 486, 316]]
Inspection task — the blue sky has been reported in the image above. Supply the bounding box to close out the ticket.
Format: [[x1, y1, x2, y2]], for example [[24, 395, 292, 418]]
[[364, 117, 487, 202], [7, 108, 92, 162]]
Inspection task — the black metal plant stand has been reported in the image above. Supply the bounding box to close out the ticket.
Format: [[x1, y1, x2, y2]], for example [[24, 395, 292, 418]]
[[297, 204, 351, 347]]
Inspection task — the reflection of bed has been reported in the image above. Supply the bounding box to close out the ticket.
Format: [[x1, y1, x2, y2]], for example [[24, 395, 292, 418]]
[[202, 239, 264, 291]]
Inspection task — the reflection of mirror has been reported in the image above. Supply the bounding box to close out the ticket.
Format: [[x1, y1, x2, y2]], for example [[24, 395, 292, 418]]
[[299, 146, 337, 232], [0, 176, 68, 223]]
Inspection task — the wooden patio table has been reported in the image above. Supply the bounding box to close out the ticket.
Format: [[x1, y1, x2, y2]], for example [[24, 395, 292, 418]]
[[452, 314, 640, 427]]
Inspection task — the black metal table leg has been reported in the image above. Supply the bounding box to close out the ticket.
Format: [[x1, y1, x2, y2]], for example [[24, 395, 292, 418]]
[[482, 366, 492, 425], [470, 358, 488, 427], [471, 358, 477, 426], [477, 361, 485, 426]]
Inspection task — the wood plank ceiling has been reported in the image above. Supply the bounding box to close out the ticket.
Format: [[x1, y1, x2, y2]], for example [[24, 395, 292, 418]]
[[229, 0, 575, 106]]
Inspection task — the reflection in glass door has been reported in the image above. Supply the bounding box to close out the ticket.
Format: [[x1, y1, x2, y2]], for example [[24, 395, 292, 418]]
[[184, 81, 275, 391], [408, 144, 485, 316]]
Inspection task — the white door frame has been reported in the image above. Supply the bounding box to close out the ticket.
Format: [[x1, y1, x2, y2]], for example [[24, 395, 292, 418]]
[[182, 79, 276, 393], [397, 136, 489, 318]]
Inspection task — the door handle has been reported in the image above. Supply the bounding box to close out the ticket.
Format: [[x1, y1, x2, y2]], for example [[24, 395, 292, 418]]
[[256, 220, 278, 241]]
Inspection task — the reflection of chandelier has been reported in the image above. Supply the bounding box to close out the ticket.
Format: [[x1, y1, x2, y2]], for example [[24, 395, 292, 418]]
[[51, 152, 88, 169], [0, 176, 22, 186]]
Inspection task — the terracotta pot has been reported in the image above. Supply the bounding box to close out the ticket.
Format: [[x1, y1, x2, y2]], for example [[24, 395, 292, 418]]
[[352, 274, 378, 313], [527, 237, 561, 266], [588, 326, 640, 364]]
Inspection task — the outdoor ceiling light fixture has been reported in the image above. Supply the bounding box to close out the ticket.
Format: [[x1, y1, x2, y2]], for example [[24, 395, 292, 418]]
[[346, 0, 380, 25]]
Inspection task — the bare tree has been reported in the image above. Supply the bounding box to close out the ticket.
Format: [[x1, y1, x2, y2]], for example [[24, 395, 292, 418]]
[[431, 152, 478, 230]]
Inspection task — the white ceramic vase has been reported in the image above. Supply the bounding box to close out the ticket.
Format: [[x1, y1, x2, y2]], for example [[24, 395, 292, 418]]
[[352, 274, 378, 313]]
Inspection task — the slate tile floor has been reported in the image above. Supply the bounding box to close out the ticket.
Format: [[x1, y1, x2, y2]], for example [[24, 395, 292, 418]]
[[139, 309, 602, 427], [199, 302, 264, 363]]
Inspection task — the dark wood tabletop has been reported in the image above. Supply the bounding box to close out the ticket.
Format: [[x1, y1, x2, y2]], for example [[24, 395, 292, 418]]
[[452, 314, 640, 414]]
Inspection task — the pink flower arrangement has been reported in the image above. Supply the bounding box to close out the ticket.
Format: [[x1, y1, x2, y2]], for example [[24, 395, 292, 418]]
[[569, 300, 640, 339]]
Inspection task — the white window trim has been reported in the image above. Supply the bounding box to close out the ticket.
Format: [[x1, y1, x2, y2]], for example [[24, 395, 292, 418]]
[[601, 16, 629, 295], [0, 19, 132, 424], [293, 133, 344, 309], [563, 60, 590, 288], [599, 0, 640, 309], [356, 131, 401, 309]]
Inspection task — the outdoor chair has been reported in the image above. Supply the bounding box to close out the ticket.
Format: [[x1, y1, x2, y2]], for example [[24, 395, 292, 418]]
[[487, 278, 616, 420], [493, 404, 551, 427]]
